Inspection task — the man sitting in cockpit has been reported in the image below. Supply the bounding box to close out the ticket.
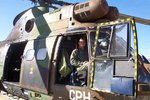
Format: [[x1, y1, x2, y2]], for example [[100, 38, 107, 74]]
[[70, 38, 89, 86]]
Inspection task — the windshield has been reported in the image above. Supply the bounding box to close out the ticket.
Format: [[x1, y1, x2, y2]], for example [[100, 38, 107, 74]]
[[90, 26, 112, 58], [90, 19, 138, 96], [109, 23, 129, 57], [90, 23, 132, 58]]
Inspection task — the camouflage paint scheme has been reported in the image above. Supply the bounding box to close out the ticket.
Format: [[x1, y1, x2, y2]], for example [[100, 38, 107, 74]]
[[0, 0, 150, 100]]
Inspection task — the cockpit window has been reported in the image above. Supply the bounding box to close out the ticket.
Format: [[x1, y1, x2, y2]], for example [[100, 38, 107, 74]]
[[109, 23, 129, 57], [90, 26, 112, 57]]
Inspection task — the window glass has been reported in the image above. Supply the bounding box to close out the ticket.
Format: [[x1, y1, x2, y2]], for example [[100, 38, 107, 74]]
[[110, 23, 128, 57], [93, 60, 113, 91], [130, 24, 134, 56], [25, 49, 35, 61], [37, 48, 47, 60], [90, 26, 112, 57]]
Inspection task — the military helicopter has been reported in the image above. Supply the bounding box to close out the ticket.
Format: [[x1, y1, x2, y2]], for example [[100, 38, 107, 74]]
[[0, 0, 150, 99]]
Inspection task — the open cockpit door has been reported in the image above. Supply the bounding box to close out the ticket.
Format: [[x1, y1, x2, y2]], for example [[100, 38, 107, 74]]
[[90, 18, 138, 97]]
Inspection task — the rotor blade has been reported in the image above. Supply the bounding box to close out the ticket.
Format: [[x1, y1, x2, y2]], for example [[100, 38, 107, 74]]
[[119, 13, 150, 25], [29, 0, 72, 6], [49, 0, 72, 6]]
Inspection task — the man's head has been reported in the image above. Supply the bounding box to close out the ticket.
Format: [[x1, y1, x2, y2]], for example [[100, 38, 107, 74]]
[[78, 38, 86, 49]]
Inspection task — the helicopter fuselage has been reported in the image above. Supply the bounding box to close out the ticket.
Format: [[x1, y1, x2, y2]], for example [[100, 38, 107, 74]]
[[0, 0, 150, 99]]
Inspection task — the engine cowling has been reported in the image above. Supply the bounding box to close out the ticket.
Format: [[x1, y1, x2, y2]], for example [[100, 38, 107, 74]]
[[73, 0, 109, 22], [105, 6, 119, 21]]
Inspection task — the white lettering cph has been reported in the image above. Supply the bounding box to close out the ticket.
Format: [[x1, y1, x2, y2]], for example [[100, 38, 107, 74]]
[[83, 91, 90, 100]]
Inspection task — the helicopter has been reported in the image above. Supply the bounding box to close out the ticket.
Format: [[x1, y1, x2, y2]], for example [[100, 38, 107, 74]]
[[0, 0, 150, 99]]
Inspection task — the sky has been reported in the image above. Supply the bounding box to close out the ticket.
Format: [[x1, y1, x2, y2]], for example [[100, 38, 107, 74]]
[[0, 0, 150, 58]]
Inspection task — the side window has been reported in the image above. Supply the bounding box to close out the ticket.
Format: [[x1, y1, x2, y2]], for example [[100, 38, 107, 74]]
[[37, 48, 47, 60], [109, 23, 129, 57], [25, 49, 35, 61], [90, 26, 112, 57]]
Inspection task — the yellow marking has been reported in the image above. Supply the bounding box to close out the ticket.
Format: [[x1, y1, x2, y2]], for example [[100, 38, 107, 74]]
[[134, 65, 137, 69], [134, 45, 137, 50], [90, 84, 92, 87], [115, 20, 119, 23], [127, 18, 131, 21], [121, 19, 125, 22], [132, 26, 135, 31], [110, 22, 114, 24], [100, 23, 103, 26], [92, 62, 94, 66], [101, 90, 105, 92], [132, 20, 135, 24], [134, 72, 137, 76], [134, 59, 138, 63], [94, 41, 97, 45], [134, 92, 137, 97], [90, 24, 102, 88], [93, 52, 96, 56], [31, 93, 35, 97], [96, 31, 99, 35], [94, 46, 97, 51], [91, 74, 93, 77], [95, 36, 98, 40], [134, 78, 137, 81], [134, 52, 137, 56], [93, 46, 96, 51], [31, 93, 41, 97], [105, 22, 109, 25], [92, 67, 94, 71], [134, 32, 136, 37], [134, 39, 137, 43], [134, 85, 137, 95]]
